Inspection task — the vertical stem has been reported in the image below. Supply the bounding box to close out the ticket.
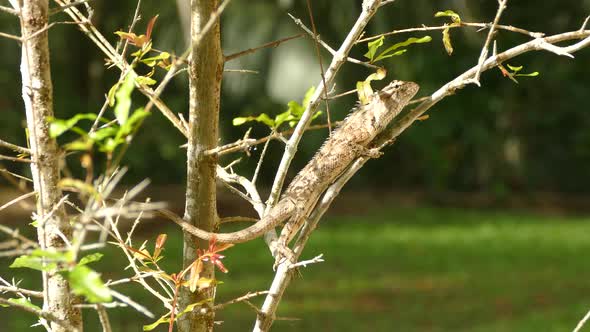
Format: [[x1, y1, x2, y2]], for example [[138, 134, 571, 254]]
[[178, 1, 223, 331], [19, 0, 82, 331]]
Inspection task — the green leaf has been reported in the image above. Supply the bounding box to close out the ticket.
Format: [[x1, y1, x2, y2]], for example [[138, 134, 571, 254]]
[[435, 9, 462, 23], [506, 64, 523, 72], [79, 253, 103, 266], [143, 313, 171, 331], [364, 36, 384, 61], [48, 113, 97, 138], [1, 298, 42, 311], [135, 76, 157, 86], [442, 25, 454, 55], [119, 108, 150, 137], [10, 255, 56, 271], [10, 249, 72, 271], [65, 265, 112, 303], [89, 127, 118, 141], [140, 52, 170, 67], [274, 110, 295, 128], [373, 36, 432, 62], [286, 100, 303, 116], [232, 117, 249, 126], [514, 71, 539, 77], [114, 72, 137, 126], [64, 138, 93, 151], [255, 113, 275, 128]]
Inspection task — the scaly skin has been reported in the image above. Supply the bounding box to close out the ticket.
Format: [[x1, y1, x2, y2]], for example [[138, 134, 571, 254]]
[[163, 80, 419, 244]]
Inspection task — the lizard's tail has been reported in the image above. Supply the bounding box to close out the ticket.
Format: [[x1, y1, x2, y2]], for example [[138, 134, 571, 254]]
[[159, 199, 296, 243]]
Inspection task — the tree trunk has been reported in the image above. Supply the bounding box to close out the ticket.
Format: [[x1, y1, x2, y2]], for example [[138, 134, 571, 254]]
[[178, 1, 223, 331], [19, 0, 82, 331]]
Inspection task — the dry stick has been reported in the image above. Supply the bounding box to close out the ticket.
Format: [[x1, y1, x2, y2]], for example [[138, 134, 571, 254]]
[[0, 139, 31, 155], [256, 28, 590, 332], [224, 33, 303, 62], [356, 21, 545, 44], [472, 0, 509, 85]]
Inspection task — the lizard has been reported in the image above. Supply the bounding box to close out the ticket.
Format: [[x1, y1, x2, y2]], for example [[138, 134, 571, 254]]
[[161, 80, 419, 249]]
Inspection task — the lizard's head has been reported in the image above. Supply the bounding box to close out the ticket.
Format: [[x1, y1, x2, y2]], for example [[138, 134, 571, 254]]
[[379, 80, 419, 102]]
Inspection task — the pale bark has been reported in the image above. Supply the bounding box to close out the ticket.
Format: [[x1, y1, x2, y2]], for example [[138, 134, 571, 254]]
[[178, 0, 223, 331], [19, 0, 82, 331]]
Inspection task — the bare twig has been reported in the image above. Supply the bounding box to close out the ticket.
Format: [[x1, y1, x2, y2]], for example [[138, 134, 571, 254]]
[[224, 33, 303, 62], [0, 139, 31, 155], [288, 13, 380, 70], [0, 154, 32, 163], [213, 291, 269, 311], [472, 0, 509, 85], [0, 5, 18, 15], [0, 191, 36, 213], [95, 304, 113, 332], [573, 307, 590, 332], [49, 0, 91, 16], [357, 21, 544, 44], [0, 296, 75, 330]]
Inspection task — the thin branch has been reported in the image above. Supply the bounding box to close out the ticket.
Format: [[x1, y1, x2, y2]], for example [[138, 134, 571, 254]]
[[0, 30, 20, 41], [49, 0, 91, 16], [212, 291, 269, 311], [0, 154, 32, 163], [224, 33, 303, 62], [0, 139, 31, 155], [0, 5, 18, 15], [0, 191, 36, 215], [356, 21, 544, 44], [0, 167, 33, 183], [288, 13, 380, 70], [472, 0, 508, 85], [0, 296, 74, 330], [95, 304, 113, 332], [573, 307, 590, 332], [305, 0, 332, 133], [0, 285, 43, 298]]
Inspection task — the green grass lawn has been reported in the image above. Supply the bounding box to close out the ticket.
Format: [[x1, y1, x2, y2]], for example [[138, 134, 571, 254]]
[[3, 206, 590, 331]]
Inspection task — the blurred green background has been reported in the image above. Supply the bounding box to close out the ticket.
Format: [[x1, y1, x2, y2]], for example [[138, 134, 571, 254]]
[[1, 0, 590, 331]]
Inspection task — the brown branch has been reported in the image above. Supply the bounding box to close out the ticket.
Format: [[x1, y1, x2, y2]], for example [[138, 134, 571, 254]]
[[224, 33, 303, 62], [0, 5, 18, 15]]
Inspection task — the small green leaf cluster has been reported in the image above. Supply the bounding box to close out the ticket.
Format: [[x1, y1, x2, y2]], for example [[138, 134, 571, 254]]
[[48, 72, 149, 153], [233, 87, 322, 129], [10, 250, 111, 303], [364, 36, 432, 64]]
